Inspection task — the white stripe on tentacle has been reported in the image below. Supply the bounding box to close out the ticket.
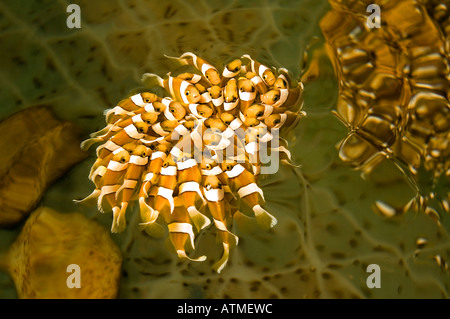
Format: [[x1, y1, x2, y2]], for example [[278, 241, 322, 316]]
[[213, 219, 239, 244], [157, 187, 175, 213], [107, 160, 128, 172], [245, 141, 259, 155], [132, 114, 143, 123], [201, 166, 223, 176], [162, 98, 177, 121], [188, 104, 202, 118], [129, 155, 149, 166], [124, 124, 144, 139], [222, 67, 239, 78], [201, 63, 215, 77], [211, 95, 224, 107], [179, 181, 206, 203], [104, 106, 135, 121], [199, 91, 212, 104], [152, 122, 170, 136], [260, 104, 273, 119], [144, 103, 155, 113], [221, 127, 234, 139], [239, 91, 256, 102], [223, 99, 239, 111], [203, 188, 224, 202], [225, 164, 245, 179], [229, 118, 242, 130], [130, 93, 145, 107], [150, 151, 167, 161], [176, 159, 197, 170], [237, 183, 265, 200], [272, 89, 289, 108], [160, 166, 177, 176], [179, 52, 198, 67], [179, 80, 191, 105]]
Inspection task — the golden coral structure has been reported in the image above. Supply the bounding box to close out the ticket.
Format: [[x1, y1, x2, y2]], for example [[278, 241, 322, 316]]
[[320, 0, 450, 219], [0, 106, 87, 227], [77, 52, 305, 272], [4, 207, 122, 299]]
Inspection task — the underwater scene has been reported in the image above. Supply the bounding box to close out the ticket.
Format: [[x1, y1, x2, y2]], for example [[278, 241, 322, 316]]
[[0, 0, 449, 300]]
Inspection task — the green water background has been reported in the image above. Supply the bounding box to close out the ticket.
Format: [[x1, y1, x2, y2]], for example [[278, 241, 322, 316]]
[[0, 0, 448, 298]]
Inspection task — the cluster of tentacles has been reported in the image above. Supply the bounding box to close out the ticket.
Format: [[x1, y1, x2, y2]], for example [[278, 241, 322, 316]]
[[77, 52, 305, 272]]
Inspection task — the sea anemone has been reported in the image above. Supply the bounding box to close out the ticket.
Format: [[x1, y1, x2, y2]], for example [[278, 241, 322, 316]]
[[77, 52, 305, 272]]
